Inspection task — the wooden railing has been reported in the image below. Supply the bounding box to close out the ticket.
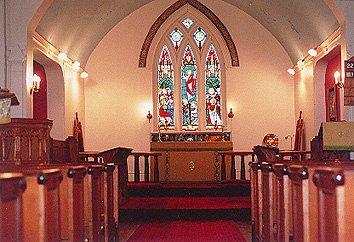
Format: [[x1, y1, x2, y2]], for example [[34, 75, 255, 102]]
[[217, 151, 255, 180], [129, 152, 162, 182]]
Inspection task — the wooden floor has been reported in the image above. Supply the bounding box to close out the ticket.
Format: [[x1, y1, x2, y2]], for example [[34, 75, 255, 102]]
[[118, 220, 252, 241]]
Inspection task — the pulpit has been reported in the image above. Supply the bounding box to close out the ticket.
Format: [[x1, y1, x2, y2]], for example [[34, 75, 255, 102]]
[[151, 132, 233, 182]]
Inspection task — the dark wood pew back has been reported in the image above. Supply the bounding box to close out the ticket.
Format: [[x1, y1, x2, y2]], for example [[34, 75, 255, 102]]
[[0, 173, 26, 242]]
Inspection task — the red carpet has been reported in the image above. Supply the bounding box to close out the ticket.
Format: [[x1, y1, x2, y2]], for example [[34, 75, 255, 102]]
[[127, 220, 246, 242], [120, 196, 250, 210]]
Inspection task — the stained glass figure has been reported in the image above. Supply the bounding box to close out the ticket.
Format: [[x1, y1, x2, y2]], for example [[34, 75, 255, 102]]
[[170, 27, 183, 51], [193, 27, 207, 51], [205, 44, 222, 128], [182, 18, 194, 29], [158, 45, 175, 128], [181, 44, 198, 129]]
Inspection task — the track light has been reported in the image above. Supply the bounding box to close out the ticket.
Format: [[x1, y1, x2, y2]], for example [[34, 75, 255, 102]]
[[287, 68, 295, 75]]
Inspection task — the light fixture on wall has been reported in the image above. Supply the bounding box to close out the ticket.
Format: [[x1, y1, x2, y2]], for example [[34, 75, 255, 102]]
[[146, 110, 153, 123], [30, 74, 41, 94], [80, 71, 88, 79], [227, 107, 234, 119], [334, 71, 343, 88]]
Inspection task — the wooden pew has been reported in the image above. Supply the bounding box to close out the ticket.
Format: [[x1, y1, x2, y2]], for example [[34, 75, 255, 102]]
[[86, 164, 104, 242], [273, 163, 291, 242], [0, 164, 90, 242], [1, 168, 63, 242], [313, 165, 354, 242], [103, 163, 116, 242], [0, 173, 26, 242], [249, 162, 261, 242]]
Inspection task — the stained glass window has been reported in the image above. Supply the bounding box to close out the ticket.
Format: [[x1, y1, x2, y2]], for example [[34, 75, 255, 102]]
[[181, 44, 198, 130], [205, 44, 222, 128], [182, 18, 194, 29], [170, 27, 183, 51], [194, 27, 207, 51], [158, 45, 175, 128]]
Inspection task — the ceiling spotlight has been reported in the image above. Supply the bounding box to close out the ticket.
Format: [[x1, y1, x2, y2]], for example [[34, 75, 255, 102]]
[[287, 68, 295, 75], [297, 59, 304, 66], [308, 48, 317, 57], [80, 71, 88, 79], [72, 61, 80, 71], [58, 52, 67, 61]]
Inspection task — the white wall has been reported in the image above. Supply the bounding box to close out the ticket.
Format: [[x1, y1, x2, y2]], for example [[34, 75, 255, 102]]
[[0, 0, 43, 117], [85, 0, 295, 152]]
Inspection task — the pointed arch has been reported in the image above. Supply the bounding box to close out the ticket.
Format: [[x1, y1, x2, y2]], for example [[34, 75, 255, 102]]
[[139, 0, 239, 68], [158, 45, 175, 128]]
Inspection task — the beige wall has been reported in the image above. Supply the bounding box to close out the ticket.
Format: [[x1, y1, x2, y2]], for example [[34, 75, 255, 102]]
[[85, 0, 295, 152]]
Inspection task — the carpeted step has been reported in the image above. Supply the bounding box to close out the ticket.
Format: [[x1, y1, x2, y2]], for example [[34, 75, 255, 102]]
[[128, 181, 250, 197], [119, 208, 251, 222]]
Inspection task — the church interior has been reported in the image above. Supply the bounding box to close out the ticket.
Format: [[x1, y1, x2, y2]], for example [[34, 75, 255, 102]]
[[0, 0, 354, 241]]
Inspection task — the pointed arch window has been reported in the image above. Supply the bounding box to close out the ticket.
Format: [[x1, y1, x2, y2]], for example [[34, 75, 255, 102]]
[[181, 44, 198, 129], [205, 44, 222, 128], [155, 17, 225, 131], [158, 45, 175, 128]]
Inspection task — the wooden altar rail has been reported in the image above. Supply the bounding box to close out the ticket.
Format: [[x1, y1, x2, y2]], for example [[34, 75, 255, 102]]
[[250, 160, 354, 242], [0, 162, 119, 242], [218, 151, 255, 180], [129, 152, 162, 183]]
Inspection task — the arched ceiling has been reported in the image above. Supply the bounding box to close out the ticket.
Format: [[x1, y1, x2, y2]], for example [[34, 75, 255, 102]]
[[35, 0, 340, 67]]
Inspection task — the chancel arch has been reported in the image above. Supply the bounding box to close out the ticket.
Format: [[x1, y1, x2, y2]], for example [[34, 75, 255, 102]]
[[139, 0, 239, 68]]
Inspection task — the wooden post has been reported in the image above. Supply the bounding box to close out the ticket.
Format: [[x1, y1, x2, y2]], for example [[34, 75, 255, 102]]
[[240, 155, 246, 180], [230, 154, 236, 179], [153, 154, 159, 182], [221, 154, 226, 180], [134, 155, 140, 182], [144, 155, 150, 182]]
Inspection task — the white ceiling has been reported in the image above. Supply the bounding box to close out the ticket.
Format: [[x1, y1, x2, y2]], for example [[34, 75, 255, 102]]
[[35, 0, 340, 67]]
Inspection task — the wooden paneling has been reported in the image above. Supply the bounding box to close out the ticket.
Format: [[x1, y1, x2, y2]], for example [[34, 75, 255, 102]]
[[151, 141, 233, 182]]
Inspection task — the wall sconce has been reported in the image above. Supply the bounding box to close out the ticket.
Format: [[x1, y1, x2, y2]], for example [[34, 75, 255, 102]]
[[31, 74, 41, 94], [334, 71, 344, 88], [146, 110, 152, 123], [228, 108, 234, 119]]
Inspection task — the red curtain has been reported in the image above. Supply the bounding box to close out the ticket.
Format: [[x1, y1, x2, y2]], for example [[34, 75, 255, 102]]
[[33, 61, 48, 119]]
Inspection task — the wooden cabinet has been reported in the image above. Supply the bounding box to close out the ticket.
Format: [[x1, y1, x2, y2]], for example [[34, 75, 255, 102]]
[[151, 141, 233, 182]]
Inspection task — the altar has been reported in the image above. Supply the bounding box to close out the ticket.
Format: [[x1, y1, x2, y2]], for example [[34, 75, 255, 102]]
[[150, 132, 233, 182]]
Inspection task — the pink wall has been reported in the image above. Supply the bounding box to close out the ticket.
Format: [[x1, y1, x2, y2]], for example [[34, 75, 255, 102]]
[[85, 0, 295, 152]]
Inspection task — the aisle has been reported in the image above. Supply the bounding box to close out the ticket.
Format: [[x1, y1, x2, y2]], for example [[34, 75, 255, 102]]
[[119, 220, 251, 242]]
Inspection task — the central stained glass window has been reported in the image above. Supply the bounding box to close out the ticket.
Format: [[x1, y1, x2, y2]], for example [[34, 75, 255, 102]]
[[156, 18, 223, 131], [181, 44, 198, 130]]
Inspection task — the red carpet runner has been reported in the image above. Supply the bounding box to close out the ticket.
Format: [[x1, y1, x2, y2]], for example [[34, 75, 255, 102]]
[[127, 220, 246, 242]]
